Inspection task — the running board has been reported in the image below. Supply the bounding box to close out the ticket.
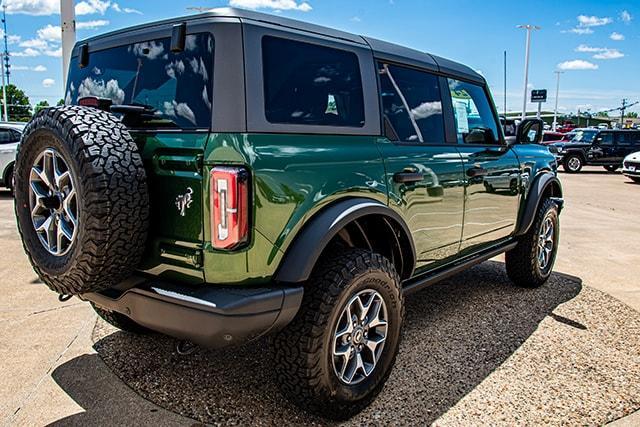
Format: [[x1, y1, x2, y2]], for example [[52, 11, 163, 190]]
[[402, 240, 518, 296]]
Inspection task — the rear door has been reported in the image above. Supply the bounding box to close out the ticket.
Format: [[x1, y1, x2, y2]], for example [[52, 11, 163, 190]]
[[615, 132, 640, 160], [591, 131, 617, 163], [446, 78, 521, 252], [376, 62, 465, 273], [65, 31, 216, 283]]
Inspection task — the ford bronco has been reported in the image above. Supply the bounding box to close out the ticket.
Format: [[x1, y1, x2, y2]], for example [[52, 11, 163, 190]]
[[14, 8, 563, 419]]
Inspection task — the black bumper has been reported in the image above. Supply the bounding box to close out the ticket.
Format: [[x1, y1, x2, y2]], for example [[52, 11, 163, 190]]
[[83, 279, 303, 349]]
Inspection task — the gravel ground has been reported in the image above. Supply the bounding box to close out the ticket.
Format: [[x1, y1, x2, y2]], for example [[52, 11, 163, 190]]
[[92, 261, 640, 426]]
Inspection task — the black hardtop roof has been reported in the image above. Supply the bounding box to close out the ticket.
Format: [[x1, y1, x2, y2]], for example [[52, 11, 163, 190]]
[[80, 7, 484, 84]]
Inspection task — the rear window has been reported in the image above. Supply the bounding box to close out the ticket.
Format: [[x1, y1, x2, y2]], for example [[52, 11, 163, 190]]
[[65, 33, 214, 129], [262, 36, 365, 127]]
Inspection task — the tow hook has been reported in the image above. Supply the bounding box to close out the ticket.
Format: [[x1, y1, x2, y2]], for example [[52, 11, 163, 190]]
[[58, 294, 73, 302], [175, 340, 198, 356]]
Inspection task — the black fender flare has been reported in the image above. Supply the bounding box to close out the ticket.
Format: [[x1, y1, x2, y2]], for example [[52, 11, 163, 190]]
[[274, 197, 416, 283], [514, 172, 563, 236]]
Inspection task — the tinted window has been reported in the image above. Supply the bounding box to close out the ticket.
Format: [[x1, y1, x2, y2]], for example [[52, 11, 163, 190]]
[[0, 129, 13, 144], [570, 130, 597, 143], [379, 63, 444, 143], [262, 36, 364, 127], [65, 33, 214, 129], [596, 132, 614, 145], [616, 132, 640, 145], [448, 79, 500, 144]]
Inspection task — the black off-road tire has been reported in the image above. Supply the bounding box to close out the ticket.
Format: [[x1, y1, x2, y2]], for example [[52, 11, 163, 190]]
[[506, 198, 559, 288], [91, 303, 149, 334], [14, 106, 149, 296], [562, 154, 583, 173], [270, 249, 404, 420]]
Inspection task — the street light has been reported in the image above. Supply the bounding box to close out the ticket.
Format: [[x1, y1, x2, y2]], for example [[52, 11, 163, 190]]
[[553, 70, 564, 131], [517, 24, 540, 121]]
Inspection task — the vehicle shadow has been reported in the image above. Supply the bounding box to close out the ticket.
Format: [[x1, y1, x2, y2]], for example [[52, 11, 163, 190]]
[[50, 261, 583, 426], [0, 189, 13, 200]]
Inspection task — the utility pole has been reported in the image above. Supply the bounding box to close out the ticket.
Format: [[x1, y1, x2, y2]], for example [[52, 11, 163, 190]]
[[503, 50, 507, 115], [2, 3, 10, 85], [517, 24, 540, 121], [60, 0, 76, 89], [552, 70, 563, 131], [620, 99, 628, 128], [0, 52, 7, 121]]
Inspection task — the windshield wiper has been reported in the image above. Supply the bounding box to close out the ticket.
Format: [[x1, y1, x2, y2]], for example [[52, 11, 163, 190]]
[[110, 103, 179, 129]]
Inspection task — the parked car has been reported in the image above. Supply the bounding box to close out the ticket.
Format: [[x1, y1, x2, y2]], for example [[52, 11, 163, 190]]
[[550, 129, 640, 173], [12, 8, 564, 419], [542, 131, 564, 144], [557, 123, 577, 133], [598, 123, 608, 130], [0, 122, 26, 193], [622, 151, 640, 183]]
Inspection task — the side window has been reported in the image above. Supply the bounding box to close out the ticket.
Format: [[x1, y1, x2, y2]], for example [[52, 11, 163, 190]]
[[615, 133, 633, 146], [597, 132, 614, 145], [262, 36, 364, 127], [378, 63, 444, 143], [9, 130, 21, 142], [448, 78, 500, 144], [0, 129, 12, 144]]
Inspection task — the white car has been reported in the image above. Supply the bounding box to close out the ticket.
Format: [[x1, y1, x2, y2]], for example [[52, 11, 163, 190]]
[[0, 122, 26, 192], [622, 151, 640, 183]]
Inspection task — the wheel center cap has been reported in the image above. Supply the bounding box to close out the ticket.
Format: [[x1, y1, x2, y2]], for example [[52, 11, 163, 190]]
[[42, 193, 63, 211], [353, 328, 364, 344]]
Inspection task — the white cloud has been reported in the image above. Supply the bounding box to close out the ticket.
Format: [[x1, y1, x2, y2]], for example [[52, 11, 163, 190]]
[[558, 59, 599, 70], [5, 0, 59, 16], [593, 49, 624, 60], [77, 19, 110, 29], [75, 0, 110, 15], [111, 2, 141, 14], [350, 16, 361, 22], [6, 0, 141, 16], [610, 32, 624, 41], [12, 47, 40, 57], [19, 38, 49, 49], [575, 45, 624, 60], [620, 10, 632, 23], [12, 64, 46, 72], [577, 15, 613, 27], [44, 47, 62, 57], [567, 27, 594, 35], [42, 78, 55, 88], [78, 77, 125, 104], [37, 24, 61, 41], [228, 0, 312, 12]]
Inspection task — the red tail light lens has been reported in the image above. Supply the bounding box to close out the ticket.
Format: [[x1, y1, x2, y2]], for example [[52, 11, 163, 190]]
[[211, 166, 250, 250]]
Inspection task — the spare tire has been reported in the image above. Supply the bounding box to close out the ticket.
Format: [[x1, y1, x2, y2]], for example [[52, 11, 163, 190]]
[[14, 106, 149, 295]]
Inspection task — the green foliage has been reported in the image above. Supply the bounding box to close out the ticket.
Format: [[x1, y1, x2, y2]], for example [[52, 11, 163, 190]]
[[626, 112, 638, 118], [596, 111, 609, 117], [34, 100, 50, 114], [0, 84, 31, 122], [57, 99, 65, 106]]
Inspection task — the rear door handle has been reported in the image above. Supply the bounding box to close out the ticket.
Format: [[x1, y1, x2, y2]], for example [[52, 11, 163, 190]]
[[466, 167, 488, 178], [393, 171, 424, 183]]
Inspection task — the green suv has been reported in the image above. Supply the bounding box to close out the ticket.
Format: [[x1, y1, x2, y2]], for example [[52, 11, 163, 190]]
[[14, 8, 563, 419]]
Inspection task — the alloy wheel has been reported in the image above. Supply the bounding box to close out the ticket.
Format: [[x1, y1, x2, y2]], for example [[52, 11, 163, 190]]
[[29, 148, 78, 256], [332, 289, 388, 385], [537, 216, 554, 271]]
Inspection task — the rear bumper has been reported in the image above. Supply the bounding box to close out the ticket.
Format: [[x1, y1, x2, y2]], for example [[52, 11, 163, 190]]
[[82, 279, 303, 349]]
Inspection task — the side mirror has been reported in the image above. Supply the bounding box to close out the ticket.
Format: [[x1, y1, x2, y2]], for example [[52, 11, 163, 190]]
[[516, 118, 544, 144]]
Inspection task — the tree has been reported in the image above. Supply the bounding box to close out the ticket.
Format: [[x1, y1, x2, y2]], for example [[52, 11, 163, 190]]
[[34, 100, 49, 114], [57, 99, 65, 106], [596, 111, 609, 117], [0, 84, 31, 122], [626, 112, 638, 118]]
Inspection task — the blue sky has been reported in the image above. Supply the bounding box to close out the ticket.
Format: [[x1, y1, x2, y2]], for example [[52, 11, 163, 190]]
[[3, 0, 639, 115]]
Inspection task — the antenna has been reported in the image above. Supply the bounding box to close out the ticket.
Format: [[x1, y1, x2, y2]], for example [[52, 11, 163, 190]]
[[2, 2, 10, 85]]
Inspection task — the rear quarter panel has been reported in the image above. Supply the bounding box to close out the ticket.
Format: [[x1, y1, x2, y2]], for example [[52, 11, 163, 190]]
[[202, 133, 388, 284]]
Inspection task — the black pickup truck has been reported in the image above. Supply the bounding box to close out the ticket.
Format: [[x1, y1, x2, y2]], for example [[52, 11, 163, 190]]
[[550, 128, 640, 173]]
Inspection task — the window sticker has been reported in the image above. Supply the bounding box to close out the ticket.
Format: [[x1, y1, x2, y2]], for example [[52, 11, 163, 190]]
[[454, 100, 469, 134]]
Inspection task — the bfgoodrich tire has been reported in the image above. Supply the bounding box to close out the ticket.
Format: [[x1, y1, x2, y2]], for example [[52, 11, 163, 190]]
[[271, 249, 404, 420], [506, 198, 559, 288], [14, 106, 149, 296]]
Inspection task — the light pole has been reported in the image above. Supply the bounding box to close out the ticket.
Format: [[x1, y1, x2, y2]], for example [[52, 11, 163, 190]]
[[60, 0, 76, 89], [518, 24, 540, 121], [553, 70, 564, 131]]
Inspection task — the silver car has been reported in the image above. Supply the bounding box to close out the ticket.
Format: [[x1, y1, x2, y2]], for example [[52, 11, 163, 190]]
[[622, 151, 640, 183], [0, 122, 26, 192]]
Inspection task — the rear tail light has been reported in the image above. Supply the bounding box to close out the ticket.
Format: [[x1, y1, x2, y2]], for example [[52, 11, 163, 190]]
[[210, 166, 250, 249]]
